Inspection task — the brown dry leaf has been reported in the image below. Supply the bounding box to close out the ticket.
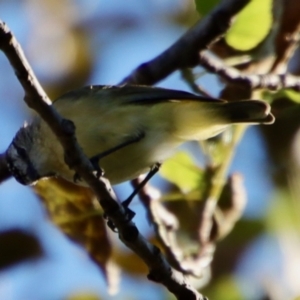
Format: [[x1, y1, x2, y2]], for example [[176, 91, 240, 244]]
[[34, 178, 113, 279]]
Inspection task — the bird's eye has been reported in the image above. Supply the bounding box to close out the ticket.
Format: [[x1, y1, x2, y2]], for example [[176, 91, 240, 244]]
[[15, 146, 28, 160]]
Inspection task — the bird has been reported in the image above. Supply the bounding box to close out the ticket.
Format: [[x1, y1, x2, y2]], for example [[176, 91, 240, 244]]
[[6, 85, 274, 190]]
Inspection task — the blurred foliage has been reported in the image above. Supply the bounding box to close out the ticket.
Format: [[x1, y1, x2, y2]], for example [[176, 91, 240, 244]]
[[160, 151, 204, 193], [225, 0, 273, 51], [212, 218, 265, 277], [281, 89, 300, 103], [266, 190, 300, 234], [203, 276, 244, 300], [202, 127, 243, 166], [263, 88, 300, 104], [194, 0, 220, 16], [0, 228, 43, 270]]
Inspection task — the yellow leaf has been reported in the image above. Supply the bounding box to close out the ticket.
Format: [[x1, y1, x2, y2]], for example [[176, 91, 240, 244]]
[[225, 0, 272, 51], [160, 152, 203, 193]]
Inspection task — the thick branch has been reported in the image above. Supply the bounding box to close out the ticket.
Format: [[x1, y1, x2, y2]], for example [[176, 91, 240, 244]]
[[0, 21, 205, 300], [121, 0, 251, 85]]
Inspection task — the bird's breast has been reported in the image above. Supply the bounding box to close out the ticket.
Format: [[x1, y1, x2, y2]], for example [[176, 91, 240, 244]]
[[98, 131, 180, 184]]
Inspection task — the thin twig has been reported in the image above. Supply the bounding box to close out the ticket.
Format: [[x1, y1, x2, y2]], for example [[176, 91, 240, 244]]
[[271, 0, 300, 74], [131, 178, 214, 278], [199, 51, 300, 91], [198, 126, 246, 245], [214, 173, 247, 240], [180, 69, 214, 97]]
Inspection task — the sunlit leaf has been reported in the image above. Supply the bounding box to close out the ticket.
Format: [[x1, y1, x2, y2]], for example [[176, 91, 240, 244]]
[[225, 0, 272, 51], [282, 89, 300, 103], [160, 152, 203, 193], [194, 0, 220, 16], [263, 89, 300, 104]]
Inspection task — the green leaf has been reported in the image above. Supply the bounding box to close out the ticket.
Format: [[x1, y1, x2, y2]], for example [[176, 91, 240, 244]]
[[160, 152, 203, 193], [282, 89, 300, 103], [262, 89, 300, 104], [225, 0, 272, 51], [194, 0, 220, 16]]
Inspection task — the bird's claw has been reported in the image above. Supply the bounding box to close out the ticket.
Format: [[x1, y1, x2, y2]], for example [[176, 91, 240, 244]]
[[90, 156, 105, 179]]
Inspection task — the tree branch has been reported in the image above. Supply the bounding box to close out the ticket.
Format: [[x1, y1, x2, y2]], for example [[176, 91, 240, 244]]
[[0, 20, 206, 300], [121, 0, 251, 85], [199, 51, 300, 91]]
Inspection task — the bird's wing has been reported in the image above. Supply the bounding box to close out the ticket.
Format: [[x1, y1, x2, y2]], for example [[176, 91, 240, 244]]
[[108, 85, 225, 105], [54, 85, 225, 105]]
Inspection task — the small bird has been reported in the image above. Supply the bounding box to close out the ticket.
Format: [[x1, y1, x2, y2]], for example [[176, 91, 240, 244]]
[[6, 85, 274, 188]]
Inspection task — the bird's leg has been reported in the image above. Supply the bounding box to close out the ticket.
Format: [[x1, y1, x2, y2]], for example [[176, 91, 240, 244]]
[[73, 131, 145, 182], [122, 162, 161, 208], [106, 163, 161, 232]]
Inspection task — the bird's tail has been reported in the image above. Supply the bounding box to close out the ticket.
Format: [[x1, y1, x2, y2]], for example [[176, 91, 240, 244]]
[[223, 100, 275, 124]]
